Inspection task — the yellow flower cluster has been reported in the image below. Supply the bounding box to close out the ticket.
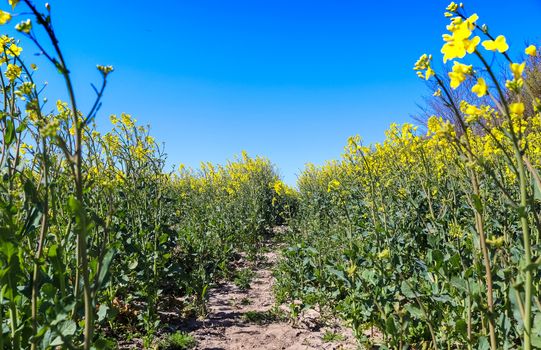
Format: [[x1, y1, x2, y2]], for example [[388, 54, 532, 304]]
[[175, 152, 280, 199], [441, 14, 480, 63]]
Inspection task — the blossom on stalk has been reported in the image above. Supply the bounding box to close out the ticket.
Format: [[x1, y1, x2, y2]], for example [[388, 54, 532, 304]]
[[510, 62, 525, 80], [448, 61, 472, 89], [5, 63, 21, 81], [0, 10, 11, 25], [525, 45, 537, 56], [413, 54, 435, 80], [7, 43, 22, 56], [482, 35, 509, 53], [446, 2, 459, 12], [472, 77, 487, 97], [509, 102, 525, 117], [441, 14, 480, 63]]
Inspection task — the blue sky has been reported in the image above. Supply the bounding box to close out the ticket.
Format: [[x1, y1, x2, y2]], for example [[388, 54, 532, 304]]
[[6, 1, 541, 184]]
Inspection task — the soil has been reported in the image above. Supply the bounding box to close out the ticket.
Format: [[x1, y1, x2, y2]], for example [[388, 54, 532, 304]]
[[186, 249, 358, 350]]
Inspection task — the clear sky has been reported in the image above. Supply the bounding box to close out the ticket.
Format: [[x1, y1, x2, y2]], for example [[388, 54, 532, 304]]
[[6, 1, 541, 184]]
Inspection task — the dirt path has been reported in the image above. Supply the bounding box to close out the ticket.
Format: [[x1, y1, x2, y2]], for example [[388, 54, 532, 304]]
[[188, 249, 357, 350]]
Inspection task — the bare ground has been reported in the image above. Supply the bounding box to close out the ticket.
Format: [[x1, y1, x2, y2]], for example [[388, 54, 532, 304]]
[[188, 250, 358, 350]]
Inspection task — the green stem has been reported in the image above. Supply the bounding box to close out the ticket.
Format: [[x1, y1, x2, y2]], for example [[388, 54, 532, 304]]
[[516, 147, 532, 350], [8, 276, 19, 349], [0, 288, 3, 349]]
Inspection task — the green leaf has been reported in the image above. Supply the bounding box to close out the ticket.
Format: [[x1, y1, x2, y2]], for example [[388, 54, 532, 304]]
[[522, 262, 540, 273], [96, 249, 115, 290], [478, 336, 490, 350], [201, 284, 209, 299], [68, 196, 82, 216], [532, 335, 541, 348], [92, 337, 116, 350], [159, 233, 169, 244], [50, 336, 64, 346], [450, 276, 468, 292], [385, 316, 397, 335], [41, 283, 55, 299], [58, 320, 76, 336], [525, 156, 541, 203], [455, 319, 467, 337], [405, 304, 423, 320], [400, 281, 418, 299], [5, 119, 15, 146], [532, 313, 541, 336], [471, 194, 483, 213], [97, 304, 109, 322], [327, 266, 347, 283]]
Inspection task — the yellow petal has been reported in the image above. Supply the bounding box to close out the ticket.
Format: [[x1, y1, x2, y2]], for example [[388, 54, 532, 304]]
[[0, 10, 12, 25], [495, 35, 509, 53], [482, 35, 508, 53], [425, 67, 435, 80], [482, 40, 495, 51], [465, 36, 481, 54], [472, 78, 487, 97], [510, 62, 525, 80], [525, 45, 537, 57], [509, 102, 525, 116]]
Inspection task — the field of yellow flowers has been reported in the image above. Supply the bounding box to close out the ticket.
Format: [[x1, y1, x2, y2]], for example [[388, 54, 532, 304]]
[[275, 3, 541, 349], [1, 1, 541, 349], [0, 1, 296, 349]]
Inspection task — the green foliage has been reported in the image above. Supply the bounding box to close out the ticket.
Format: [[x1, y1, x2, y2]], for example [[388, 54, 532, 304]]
[[242, 309, 285, 325], [234, 268, 256, 290], [274, 4, 541, 350], [157, 332, 196, 350], [0, 3, 285, 348], [322, 330, 345, 343]]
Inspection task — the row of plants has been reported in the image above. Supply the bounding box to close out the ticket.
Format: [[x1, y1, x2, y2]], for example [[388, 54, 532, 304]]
[[0, 1, 294, 348], [274, 3, 541, 349]]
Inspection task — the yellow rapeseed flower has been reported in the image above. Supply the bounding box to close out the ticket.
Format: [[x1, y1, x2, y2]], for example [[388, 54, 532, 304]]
[[471, 77, 487, 97], [461, 101, 483, 123], [413, 54, 436, 80], [425, 67, 435, 80], [525, 45, 537, 57], [0, 10, 12, 25], [486, 236, 505, 248], [441, 31, 480, 63], [8, 43, 22, 56], [510, 62, 525, 80], [441, 14, 480, 63], [377, 249, 390, 259], [448, 61, 472, 89], [110, 114, 119, 125], [427, 116, 441, 134], [273, 180, 285, 195], [121, 113, 135, 128], [5, 63, 21, 81], [448, 223, 463, 239], [327, 179, 340, 193], [482, 35, 509, 53], [115, 171, 125, 184], [509, 102, 525, 117], [446, 2, 458, 12], [346, 263, 357, 278]]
